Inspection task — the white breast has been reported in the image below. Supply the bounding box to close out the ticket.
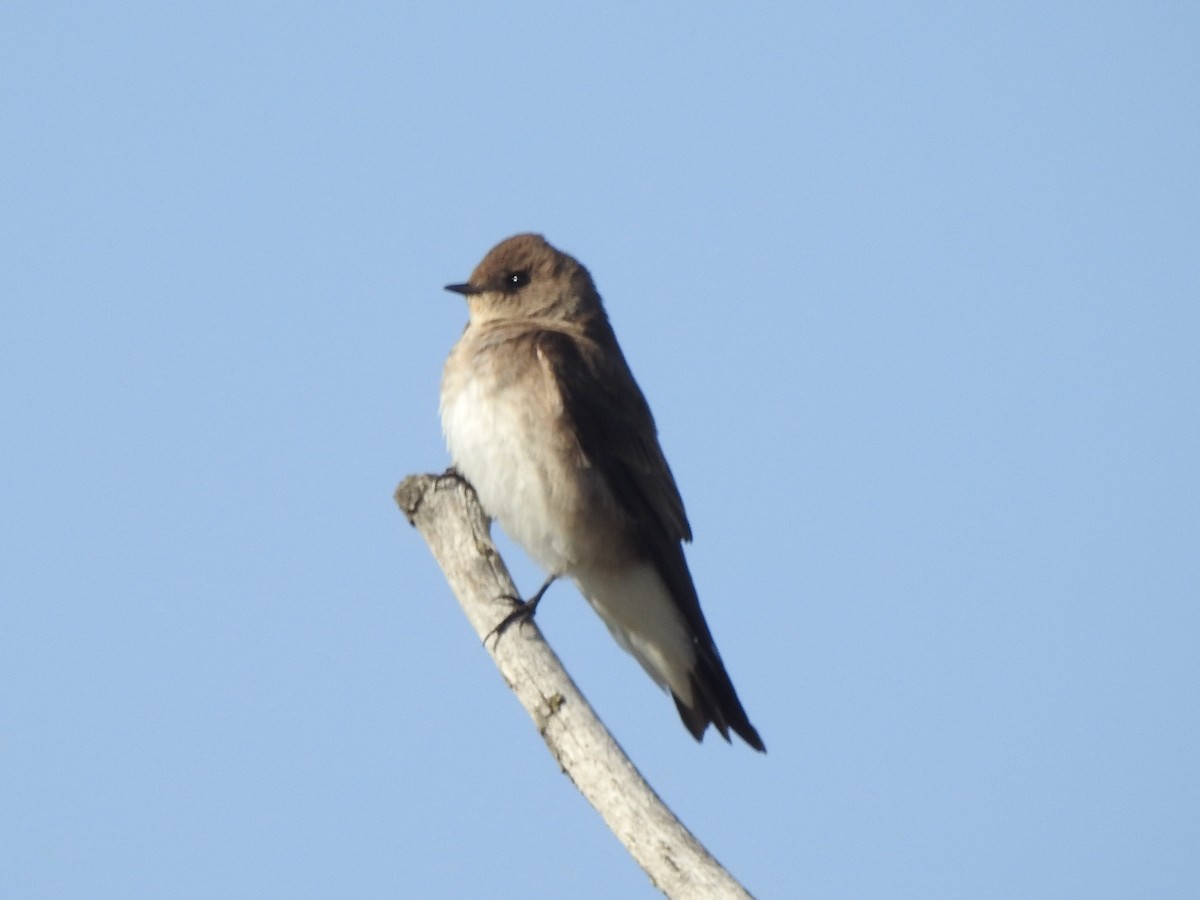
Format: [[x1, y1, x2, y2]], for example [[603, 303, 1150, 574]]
[[440, 340, 578, 574]]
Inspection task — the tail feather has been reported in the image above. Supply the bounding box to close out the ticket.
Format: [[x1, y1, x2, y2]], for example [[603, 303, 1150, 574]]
[[674, 656, 766, 752]]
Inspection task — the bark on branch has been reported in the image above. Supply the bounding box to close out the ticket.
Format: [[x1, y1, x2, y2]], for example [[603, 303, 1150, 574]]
[[395, 472, 753, 899]]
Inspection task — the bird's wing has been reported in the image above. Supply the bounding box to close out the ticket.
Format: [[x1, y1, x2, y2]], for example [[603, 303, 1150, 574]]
[[535, 325, 765, 751], [534, 326, 691, 545]]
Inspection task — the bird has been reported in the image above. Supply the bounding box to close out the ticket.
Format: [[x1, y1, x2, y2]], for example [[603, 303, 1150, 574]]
[[440, 233, 764, 751]]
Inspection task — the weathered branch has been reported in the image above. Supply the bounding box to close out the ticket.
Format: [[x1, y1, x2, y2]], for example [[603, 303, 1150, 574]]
[[395, 472, 753, 899]]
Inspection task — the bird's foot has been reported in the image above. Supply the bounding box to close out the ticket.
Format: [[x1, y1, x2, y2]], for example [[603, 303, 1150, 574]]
[[435, 466, 466, 488], [484, 575, 557, 647]]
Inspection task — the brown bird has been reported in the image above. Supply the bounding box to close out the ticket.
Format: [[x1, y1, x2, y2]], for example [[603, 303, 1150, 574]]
[[440, 234, 763, 750]]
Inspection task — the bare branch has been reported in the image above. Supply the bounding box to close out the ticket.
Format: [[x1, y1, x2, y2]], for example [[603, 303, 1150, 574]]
[[395, 472, 754, 899]]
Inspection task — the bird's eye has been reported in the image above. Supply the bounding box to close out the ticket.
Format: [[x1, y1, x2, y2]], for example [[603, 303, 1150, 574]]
[[504, 270, 531, 292]]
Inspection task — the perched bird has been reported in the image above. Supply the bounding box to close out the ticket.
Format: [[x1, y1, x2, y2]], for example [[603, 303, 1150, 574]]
[[440, 234, 764, 751]]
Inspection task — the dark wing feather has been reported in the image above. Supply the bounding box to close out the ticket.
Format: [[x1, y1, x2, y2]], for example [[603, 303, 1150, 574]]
[[534, 325, 764, 751], [535, 326, 690, 542]]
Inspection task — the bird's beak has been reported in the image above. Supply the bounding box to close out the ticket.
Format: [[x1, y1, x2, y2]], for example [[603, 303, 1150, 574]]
[[444, 282, 476, 296]]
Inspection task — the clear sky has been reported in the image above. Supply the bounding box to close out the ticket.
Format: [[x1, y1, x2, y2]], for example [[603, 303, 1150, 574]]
[[3, 3, 1197, 898]]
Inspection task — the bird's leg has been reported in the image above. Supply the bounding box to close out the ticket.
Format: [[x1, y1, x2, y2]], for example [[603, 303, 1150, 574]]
[[485, 575, 557, 647]]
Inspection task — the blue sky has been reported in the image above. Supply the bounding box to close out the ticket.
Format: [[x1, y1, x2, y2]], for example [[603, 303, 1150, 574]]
[[3, 3, 1197, 897]]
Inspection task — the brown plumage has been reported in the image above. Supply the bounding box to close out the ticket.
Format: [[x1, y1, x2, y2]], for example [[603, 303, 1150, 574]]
[[441, 234, 764, 751]]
